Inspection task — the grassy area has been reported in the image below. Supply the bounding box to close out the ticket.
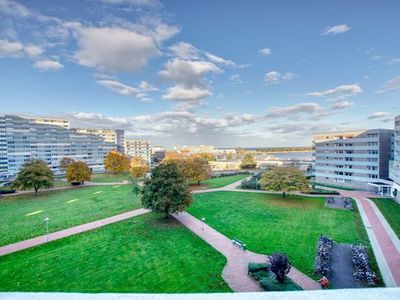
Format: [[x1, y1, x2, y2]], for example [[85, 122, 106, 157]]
[[0, 185, 141, 246], [52, 180, 72, 187], [371, 197, 400, 238], [313, 182, 358, 191], [0, 214, 230, 293], [196, 174, 249, 189], [188, 191, 380, 283], [90, 173, 131, 183]]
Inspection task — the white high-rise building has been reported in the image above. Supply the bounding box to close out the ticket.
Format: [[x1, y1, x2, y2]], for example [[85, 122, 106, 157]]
[[73, 128, 125, 153], [313, 129, 393, 194], [0, 115, 118, 179], [125, 140, 151, 164], [389, 115, 400, 200]]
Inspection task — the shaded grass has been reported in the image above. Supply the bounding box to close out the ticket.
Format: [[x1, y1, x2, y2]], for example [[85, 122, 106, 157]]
[[193, 174, 249, 189], [0, 214, 230, 293], [188, 191, 381, 284], [370, 197, 400, 238], [0, 185, 141, 246]]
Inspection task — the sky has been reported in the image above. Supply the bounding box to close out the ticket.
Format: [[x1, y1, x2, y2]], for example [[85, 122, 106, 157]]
[[0, 0, 399, 148]]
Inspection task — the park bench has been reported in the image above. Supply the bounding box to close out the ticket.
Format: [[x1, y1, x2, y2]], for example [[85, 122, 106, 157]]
[[232, 238, 247, 250]]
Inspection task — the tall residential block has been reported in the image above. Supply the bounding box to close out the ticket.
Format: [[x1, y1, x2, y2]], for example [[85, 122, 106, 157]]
[[125, 139, 151, 163], [73, 128, 125, 153], [313, 129, 393, 194], [0, 115, 118, 180], [389, 115, 400, 200]]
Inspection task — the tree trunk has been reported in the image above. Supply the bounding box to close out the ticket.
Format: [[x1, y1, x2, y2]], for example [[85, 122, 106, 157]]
[[34, 187, 39, 196], [282, 191, 286, 198]]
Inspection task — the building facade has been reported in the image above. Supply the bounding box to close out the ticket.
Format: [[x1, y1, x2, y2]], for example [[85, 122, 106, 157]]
[[73, 128, 125, 153], [174, 145, 215, 154], [0, 115, 117, 180], [389, 115, 400, 200], [125, 140, 151, 163], [313, 129, 393, 193]]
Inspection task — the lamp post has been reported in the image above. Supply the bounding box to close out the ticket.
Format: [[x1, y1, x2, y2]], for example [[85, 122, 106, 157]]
[[201, 217, 206, 231], [44, 217, 49, 242]]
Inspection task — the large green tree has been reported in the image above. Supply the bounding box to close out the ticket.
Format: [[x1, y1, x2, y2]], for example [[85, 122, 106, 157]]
[[259, 166, 310, 197], [66, 161, 91, 184], [104, 151, 130, 174], [166, 157, 209, 184], [141, 163, 192, 217], [13, 159, 54, 195]]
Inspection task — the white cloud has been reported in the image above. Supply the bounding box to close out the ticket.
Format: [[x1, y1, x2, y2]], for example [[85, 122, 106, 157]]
[[74, 27, 161, 72], [0, 39, 23, 56], [321, 24, 350, 35], [138, 81, 158, 91], [34, 59, 63, 70], [204, 52, 235, 67], [24, 45, 43, 57], [258, 48, 271, 56], [376, 75, 400, 94], [389, 58, 400, 65], [0, 0, 31, 18], [229, 74, 242, 84], [265, 103, 323, 119], [306, 84, 362, 97], [162, 85, 212, 101], [97, 79, 140, 96], [368, 112, 390, 119], [264, 71, 295, 85], [99, 0, 162, 7], [331, 100, 354, 110], [169, 42, 200, 60]]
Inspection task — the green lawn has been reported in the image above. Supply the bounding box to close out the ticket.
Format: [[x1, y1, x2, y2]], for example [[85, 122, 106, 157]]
[[313, 182, 358, 191], [0, 214, 230, 293], [188, 191, 380, 282], [197, 174, 249, 189], [0, 185, 141, 246], [90, 173, 132, 183], [371, 198, 400, 238]]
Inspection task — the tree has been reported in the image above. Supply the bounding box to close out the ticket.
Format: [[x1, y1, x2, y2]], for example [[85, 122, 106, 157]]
[[104, 150, 130, 174], [13, 159, 54, 195], [130, 156, 149, 179], [240, 153, 256, 169], [141, 163, 192, 217], [66, 161, 91, 184], [259, 166, 310, 197], [59, 157, 75, 173], [166, 157, 209, 184], [269, 253, 291, 283]]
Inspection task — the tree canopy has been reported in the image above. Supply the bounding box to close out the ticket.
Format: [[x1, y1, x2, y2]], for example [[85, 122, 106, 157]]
[[259, 166, 310, 196], [130, 156, 149, 178], [59, 157, 75, 173], [104, 151, 130, 174], [165, 157, 209, 184], [66, 161, 91, 184], [13, 159, 54, 195], [141, 163, 192, 217], [240, 153, 257, 169]]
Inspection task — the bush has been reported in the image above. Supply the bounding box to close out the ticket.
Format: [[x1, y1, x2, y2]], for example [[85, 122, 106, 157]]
[[248, 262, 270, 273], [249, 270, 269, 281], [0, 188, 16, 194], [259, 275, 302, 291], [309, 189, 340, 195]]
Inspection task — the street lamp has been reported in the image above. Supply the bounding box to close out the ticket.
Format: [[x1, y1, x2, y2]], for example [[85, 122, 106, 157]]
[[201, 217, 206, 231], [44, 217, 49, 242]]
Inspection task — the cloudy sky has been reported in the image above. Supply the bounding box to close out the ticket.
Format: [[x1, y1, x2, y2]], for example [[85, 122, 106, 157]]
[[0, 0, 399, 148]]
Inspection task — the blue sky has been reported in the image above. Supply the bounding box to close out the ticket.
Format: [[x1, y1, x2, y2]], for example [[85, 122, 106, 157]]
[[0, 0, 399, 147]]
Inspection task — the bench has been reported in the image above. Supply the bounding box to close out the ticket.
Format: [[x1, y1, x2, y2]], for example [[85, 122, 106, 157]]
[[232, 238, 247, 250]]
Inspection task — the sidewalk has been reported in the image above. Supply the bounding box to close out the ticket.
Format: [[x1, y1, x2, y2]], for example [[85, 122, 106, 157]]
[[0, 208, 149, 257], [173, 212, 320, 292]]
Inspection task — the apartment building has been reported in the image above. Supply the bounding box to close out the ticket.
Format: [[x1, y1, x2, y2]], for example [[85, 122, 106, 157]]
[[0, 115, 117, 179], [125, 139, 151, 163], [389, 115, 400, 200], [73, 128, 125, 153], [313, 129, 393, 193], [174, 145, 215, 154]]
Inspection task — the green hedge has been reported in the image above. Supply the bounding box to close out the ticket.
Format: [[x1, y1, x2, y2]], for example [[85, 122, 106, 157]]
[[248, 262, 270, 273]]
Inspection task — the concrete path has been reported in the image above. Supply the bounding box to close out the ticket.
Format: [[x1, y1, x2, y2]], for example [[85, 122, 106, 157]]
[[340, 191, 400, 287], [0, 208, 149, 257], [173, 211, 320, 292]]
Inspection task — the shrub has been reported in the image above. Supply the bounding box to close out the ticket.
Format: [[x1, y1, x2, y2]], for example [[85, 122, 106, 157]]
[[259, 275, 301, 291], [0, 188, 16, 194], [249, 270, 269, 281], [248, 262, 270, 273]]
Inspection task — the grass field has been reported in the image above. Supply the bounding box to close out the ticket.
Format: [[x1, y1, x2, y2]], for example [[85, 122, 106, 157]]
[[371, 197, 400, 238], [313, 182, 358, 191], [90, 173, 132, 183], [0, 185, 141, 246], [188, 191, 380, 282], [0, 214, 230, 293], [194, 174, 249, 189]]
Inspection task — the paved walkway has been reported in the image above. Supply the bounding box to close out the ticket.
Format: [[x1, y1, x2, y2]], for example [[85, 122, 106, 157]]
[[0, 208, 149, 257], [339, 191, 400, 287], [173, 211, 320, 292]]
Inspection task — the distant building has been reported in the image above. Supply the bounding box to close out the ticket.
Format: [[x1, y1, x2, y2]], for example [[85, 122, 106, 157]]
[[208, 160, 241, 171], [389, 115, 400, 200], [313, 129, 393, 193], [151, 146, 165, 163], [0, 115, 116, 179], [212, 148, 237, 160], [73, 128, 125, 153], [174, 145, 215, 154], [125, 139, 151, 163]]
